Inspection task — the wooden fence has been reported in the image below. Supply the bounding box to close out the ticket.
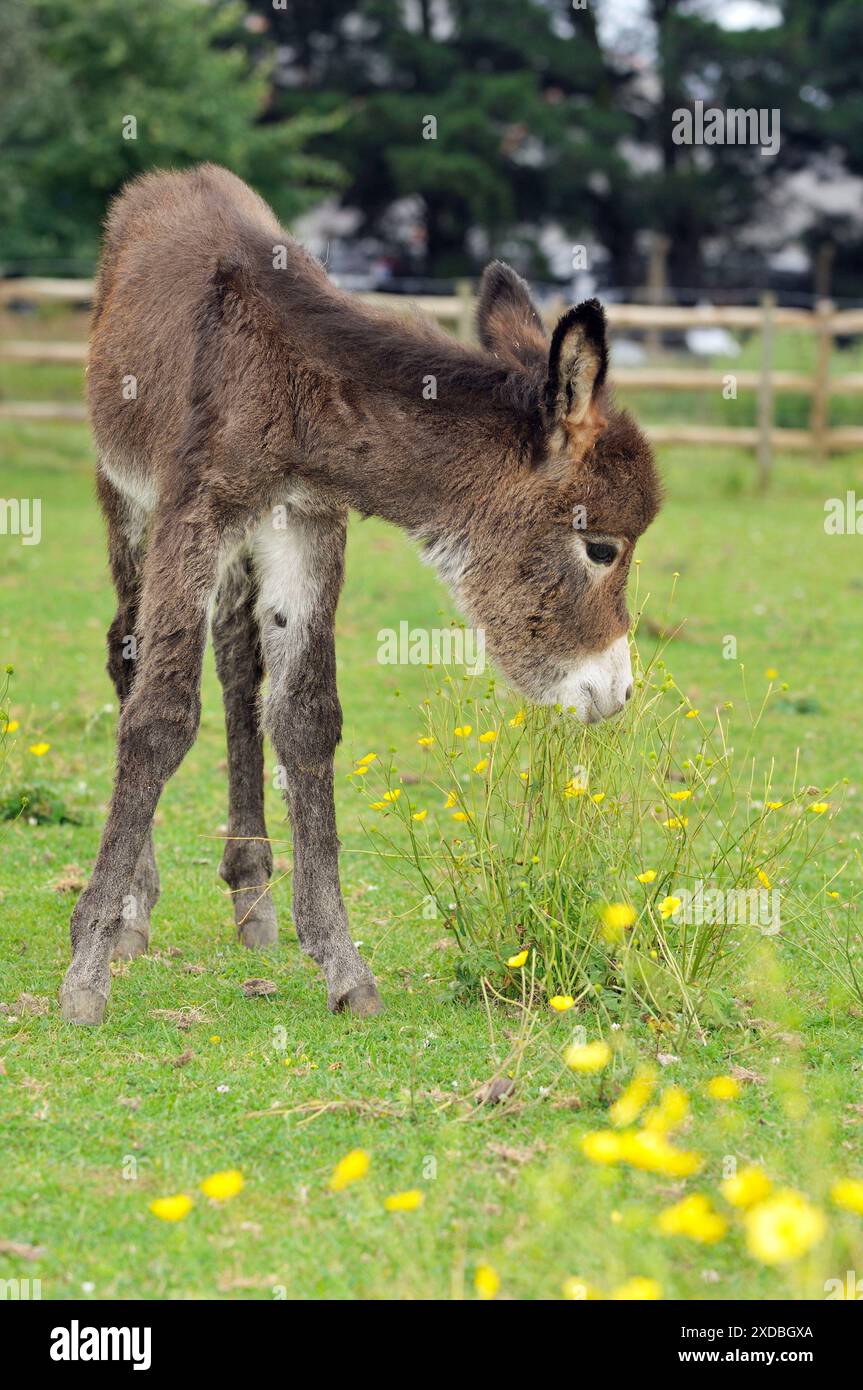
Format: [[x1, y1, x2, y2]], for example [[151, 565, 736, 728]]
[[2, 277, 863, 476]]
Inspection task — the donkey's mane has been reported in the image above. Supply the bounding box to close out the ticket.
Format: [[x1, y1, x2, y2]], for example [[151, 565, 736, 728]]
[[234, 232, 546, 423]]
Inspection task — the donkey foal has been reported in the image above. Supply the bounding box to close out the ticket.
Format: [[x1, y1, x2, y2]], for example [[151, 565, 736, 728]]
[[61, 164, 660, 1025]]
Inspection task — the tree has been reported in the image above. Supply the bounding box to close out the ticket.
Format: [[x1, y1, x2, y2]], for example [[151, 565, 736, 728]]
[[0, 0, 345, 269], [250, 0, 636, 279], [758, 0, 863, 298]]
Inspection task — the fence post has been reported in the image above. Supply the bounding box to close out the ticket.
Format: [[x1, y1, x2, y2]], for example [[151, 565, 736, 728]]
[[456, 279, 474, 343], [757, 291, 776, 490], [810, 298, 834, 465], [645, 232, 670, 356]]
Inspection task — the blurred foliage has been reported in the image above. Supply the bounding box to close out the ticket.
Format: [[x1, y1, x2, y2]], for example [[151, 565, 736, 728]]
[[0, 0, 861, 288], [0, 0, 345, 268], [250, 0, 863, 285], [255, 0, 636, 278]]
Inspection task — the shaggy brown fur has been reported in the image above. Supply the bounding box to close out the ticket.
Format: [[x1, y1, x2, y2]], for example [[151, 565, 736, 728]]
[[60, 164, 660, 1026]]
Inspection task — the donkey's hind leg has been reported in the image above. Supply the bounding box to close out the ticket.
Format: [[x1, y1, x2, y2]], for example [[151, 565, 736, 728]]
[[60, 497, 218, 1024], [98, 471, 160, 961], [212, 551, 278, 948]]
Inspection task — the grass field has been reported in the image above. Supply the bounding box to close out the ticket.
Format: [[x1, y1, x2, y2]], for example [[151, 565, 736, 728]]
[[1, 392, 863, 1298]]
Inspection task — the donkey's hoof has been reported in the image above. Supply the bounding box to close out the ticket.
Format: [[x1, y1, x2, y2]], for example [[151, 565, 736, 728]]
[[333, 981, 383, 1018], [111, 925, 149, 961], [238, 904, 278, 951], [59, 984, 107, 1026]]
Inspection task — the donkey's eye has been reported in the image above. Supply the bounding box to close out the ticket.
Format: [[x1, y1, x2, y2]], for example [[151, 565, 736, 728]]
[[585, 541, 618, 566]]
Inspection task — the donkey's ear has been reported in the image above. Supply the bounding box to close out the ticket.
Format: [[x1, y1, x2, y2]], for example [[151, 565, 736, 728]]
[[476, 261, 547, 369], [544, 299, 609, 458]]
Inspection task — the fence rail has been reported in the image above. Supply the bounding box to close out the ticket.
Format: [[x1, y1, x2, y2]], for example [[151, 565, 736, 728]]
[[2, 277, 863, 470]]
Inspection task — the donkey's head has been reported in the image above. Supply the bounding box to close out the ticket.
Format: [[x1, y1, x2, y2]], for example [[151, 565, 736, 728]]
[[439, 262, 661, 724]]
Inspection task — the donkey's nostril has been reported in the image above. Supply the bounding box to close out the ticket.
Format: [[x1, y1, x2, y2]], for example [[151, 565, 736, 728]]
[[625, 683, 633, 702]]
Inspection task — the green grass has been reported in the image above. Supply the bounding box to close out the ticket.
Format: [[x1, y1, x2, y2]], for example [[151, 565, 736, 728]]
[[1, 413, 862, 1301]]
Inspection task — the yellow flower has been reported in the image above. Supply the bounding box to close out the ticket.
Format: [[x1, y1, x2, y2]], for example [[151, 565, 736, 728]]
[[721, 1165, 772, 1209], [149, 1194, 193, 1222], [472, 759, 488, 773], [444, 792, 457, 808], [506, 949, 529, 968], [600, 901, 636, 941], [669, 789, 691, 801], [757, 869, 771, 889], [509, 710, 525, 727], [663, 816, 688, 830], [565, 1040, 611, 1074], [474, 1264, 500, 1300], [369, 801, 387, 810], [620, 1129, 702, 1177], [826, 889, 839, 899], [609, 1067, 655, 1128], [561, 1276, 603, 1301], [636, 869, 656, 884], [707, 1075, 741, 1101], [581, 1129, 624, 1165], [453, 724, 472, 737], [451, 810, 468, 822], [563, 779, 586, 798], [329, 1148, 370, 1192], [200, 1169, 244, 1202], [384, 1189, 424, 1213], [478, 730, 497, 744], [658, 1193, 728, 1244], [549, 995, 575, 1012], [765, 667, 779, 679], [808, 802, 830, 815], [417, 737, 435, 747], [29, 742, 50, 756], [355, 753, 376, 766], [744, 1190, 825, 1265], [383, 788, 401, 802], [766, 800, 783, 810], [209, 1035, 221, 1044], [610, 1277, 662, 1301], [830, 1178, 863, 1215], [684, 709, 699, 719], [658, 895, 681, 920], [591, 792, 605, 804], [2, 719, 19, 734], [412, 809, 428, 822], [643, 1085, 689, 1134]]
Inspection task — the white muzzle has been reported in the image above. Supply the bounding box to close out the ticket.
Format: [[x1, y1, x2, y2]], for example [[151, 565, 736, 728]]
[[548, 635, 633, 723]]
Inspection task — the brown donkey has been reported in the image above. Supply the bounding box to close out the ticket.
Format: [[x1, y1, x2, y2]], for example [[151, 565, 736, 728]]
[[61, 163, 660, 1025]]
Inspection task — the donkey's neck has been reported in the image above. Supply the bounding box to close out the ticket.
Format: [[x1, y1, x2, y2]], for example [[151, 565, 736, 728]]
[[300, 374, 531, 535], [248, 260, 542, 535]]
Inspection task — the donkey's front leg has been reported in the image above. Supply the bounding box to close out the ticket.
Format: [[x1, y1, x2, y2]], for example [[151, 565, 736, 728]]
[[60, 503, 217, 1024], [255, 509, 382, 1016]]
